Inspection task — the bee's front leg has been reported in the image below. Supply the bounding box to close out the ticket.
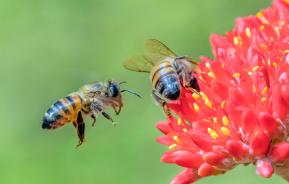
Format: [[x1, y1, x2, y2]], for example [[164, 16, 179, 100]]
[[112, 105, 122, 115], [73, 112, 85, 148], [179, 67, 200, 94], [152, 89, 172, 118]]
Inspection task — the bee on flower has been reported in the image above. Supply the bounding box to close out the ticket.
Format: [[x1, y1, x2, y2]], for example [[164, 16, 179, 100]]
[[156, 0, 289, 183]]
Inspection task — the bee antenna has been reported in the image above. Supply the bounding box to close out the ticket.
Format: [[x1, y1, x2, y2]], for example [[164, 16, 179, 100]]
[[121, 89, 141, 98], [119, 81, 127, 85]]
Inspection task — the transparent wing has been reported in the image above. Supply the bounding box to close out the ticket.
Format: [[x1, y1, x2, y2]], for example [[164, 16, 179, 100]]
[[144, 39, 177, 65], [122, 55, 154, 73]]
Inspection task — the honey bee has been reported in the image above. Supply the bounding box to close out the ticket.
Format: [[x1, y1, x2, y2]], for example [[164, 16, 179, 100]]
[[42, 80, 140, 147], [123, 39, 199, 116]]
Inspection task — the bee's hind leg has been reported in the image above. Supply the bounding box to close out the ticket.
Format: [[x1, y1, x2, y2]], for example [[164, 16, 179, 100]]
[[152, 90, 172, 119], [91, 114, 96, 127], [73, 112, 85, 148]]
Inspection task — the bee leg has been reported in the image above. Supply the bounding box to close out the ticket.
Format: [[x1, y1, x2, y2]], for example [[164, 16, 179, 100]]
[[74, 112, 85, 148], [112, 105, 122, 115], [102, 112, 117, 127], [152, 90, 172, 118], [91, 114, 96, 127]]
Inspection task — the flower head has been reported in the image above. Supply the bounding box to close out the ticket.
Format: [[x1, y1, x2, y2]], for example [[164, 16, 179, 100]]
[[156, 0, 289, 183]]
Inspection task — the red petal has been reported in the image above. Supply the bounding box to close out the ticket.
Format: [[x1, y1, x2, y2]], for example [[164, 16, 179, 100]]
[[250, 132, 270, 156], [156, 121, 172, 134], [258, 112, 278, 136], [226, 140, 248, 159], [170, 169, 200, 184], [198, 163, 214, 177], [270, 141, 289, 162]]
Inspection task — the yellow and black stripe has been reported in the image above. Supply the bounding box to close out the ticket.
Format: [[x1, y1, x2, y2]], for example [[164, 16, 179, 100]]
[[42, 95, 83, 129]]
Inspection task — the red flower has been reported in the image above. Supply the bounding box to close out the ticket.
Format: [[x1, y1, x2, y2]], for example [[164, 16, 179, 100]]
[[156, 0, 289, 183]]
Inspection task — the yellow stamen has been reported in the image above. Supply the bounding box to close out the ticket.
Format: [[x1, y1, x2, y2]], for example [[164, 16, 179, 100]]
[[205, 62, 211, 69], [256, 11, 264, 19], [260, 25, 265, 30], [221, 100, 226, 109], [245, 27, 251, 38], [200, 92, 208, 99], [233, 36, 239, 45], [284, 50, 289, 54], [221, 127, 231, 136], [222, 116, 229, 126], [248, 71, 253, 76], [213, 117, 218, 123], [261, 87, 268, 95], [261, 97, 267, 102], [169, 144, 177, 150], [192, 93, 200, 100], [193, 103, 199, 112], [272, 62, 278, 68], [205, 99, 213, 109], [252, 66, 260, 72], [177, 118, 182, 126], [208, 72, 216, 79], [252, 85, 257, 93], [233, 73, 241, 78], [208, 128, 219, 139], [260, 43, 267, 49], [182, 128, 188, 132], [173, 135, 180, 143]]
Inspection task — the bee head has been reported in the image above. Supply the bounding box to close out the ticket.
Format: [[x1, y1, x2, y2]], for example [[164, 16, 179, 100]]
[[108, 81, 120, 97]]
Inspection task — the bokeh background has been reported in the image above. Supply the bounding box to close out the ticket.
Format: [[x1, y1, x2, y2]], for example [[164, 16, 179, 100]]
[[0, 0, 286, 184]]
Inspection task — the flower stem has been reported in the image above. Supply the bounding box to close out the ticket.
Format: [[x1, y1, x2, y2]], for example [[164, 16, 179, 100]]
[[275, 161, 289, 182]]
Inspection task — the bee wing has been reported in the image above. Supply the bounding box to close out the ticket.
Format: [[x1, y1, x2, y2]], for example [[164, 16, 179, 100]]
[[184, 56, 198, 65], [123, 55, 154, 73], [144, 39, 177, 64]]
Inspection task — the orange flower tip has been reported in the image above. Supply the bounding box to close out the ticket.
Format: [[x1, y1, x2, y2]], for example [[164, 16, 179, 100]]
[[250, 133, 270, 156], [233, 73, 241, 78], [284, 0, 289, 5], [193, 103, 199, 112], [213, 117, 218, 123], [221, 127, 231, 136], [222, 116, 229, 126], [198, 163, 213, 177], [271, 141, 289, 162], [259, 25, 265, 30], [256, 160, 274, 178], [192, 93, 200, 100], [208, 128, 219, 139]]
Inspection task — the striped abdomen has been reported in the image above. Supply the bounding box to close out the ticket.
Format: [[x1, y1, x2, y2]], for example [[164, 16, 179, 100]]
[[151, 60, 180, 100], [42, 95, 83, 129]]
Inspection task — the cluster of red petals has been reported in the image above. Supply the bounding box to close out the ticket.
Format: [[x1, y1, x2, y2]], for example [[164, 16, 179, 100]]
[[156, 0, 289, 183]]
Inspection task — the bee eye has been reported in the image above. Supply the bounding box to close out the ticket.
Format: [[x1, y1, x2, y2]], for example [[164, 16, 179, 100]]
[[109, 84, 119, 97]]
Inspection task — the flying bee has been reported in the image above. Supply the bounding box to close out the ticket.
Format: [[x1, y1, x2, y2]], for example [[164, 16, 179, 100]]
[[42, 80, 140, 147], [123, 39, 199, 116]]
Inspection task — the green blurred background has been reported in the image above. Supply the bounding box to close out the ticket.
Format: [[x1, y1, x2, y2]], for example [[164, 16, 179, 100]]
[[0, 0, 286, 184]]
